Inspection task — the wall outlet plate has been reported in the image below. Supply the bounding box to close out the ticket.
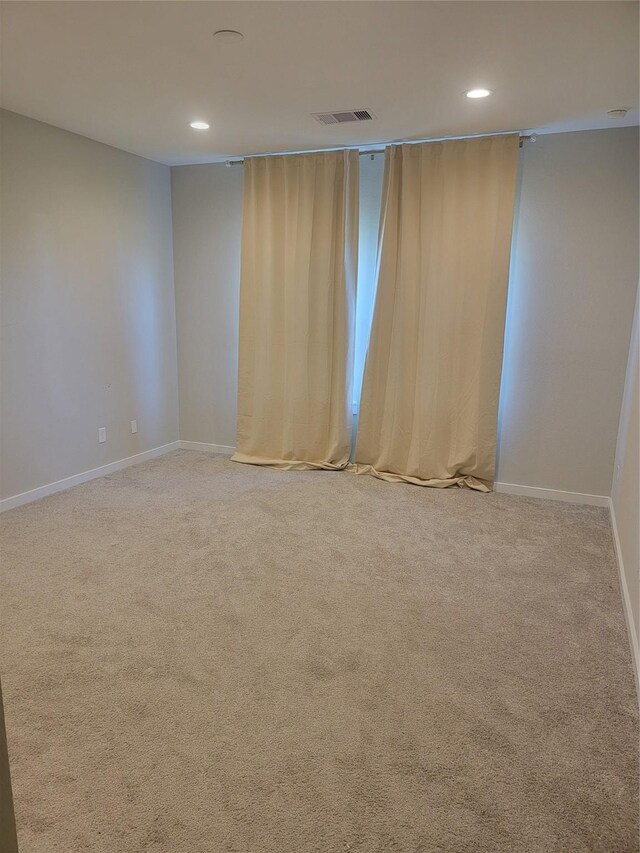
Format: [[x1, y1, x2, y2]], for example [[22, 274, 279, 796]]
[[130, 419, 138, 434], [98, 427, 106, 443]]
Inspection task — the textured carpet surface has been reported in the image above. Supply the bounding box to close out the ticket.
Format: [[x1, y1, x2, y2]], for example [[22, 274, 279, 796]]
[[0, 450, 638, 853]]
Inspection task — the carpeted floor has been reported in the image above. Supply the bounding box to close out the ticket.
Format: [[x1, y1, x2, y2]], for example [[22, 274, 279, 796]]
[[0, 450, 638, 853]]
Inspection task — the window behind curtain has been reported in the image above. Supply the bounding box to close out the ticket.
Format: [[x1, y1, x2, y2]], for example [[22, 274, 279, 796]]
[[354, 154, 384, 412]]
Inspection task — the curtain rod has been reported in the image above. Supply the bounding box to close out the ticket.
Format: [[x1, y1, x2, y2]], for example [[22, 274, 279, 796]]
[[223, 131, 535, 165]]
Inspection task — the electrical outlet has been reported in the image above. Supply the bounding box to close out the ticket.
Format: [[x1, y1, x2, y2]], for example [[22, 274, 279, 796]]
[[130, 419, 138, 434], [98, 427, 107, 443]]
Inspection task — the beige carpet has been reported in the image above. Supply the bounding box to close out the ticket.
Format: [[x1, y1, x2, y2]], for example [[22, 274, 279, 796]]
[[1, 450, 638, 853]]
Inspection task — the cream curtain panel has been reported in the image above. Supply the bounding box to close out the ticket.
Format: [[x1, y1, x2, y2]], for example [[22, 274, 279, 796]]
[[232, 150, 359, 470], [355, 135, 520, 490]]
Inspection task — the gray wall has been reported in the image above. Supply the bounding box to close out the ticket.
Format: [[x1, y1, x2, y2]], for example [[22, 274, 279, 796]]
[[612, 286, 639, 659], [171, 127, 639, 498], [171, 163, 243, 447], [1, 110, 179, 500], [497, 128, 639, 495]]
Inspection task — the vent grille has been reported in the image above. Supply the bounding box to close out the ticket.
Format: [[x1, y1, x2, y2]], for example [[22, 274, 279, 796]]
[[312, 109, 375, 126]]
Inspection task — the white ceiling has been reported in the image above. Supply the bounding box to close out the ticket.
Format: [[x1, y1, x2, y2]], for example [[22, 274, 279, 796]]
[[1, 1, 638, 166]]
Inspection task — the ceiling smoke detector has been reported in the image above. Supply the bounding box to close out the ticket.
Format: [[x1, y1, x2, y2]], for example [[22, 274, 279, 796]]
[[607, 108, 628, 119], [312, 109, 376, 126]]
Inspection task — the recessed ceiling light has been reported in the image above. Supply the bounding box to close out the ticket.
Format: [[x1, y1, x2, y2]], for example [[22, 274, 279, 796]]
[[190, 120, 210, 130], [213, 29, 244, 44], [466, 88, 492, 99]]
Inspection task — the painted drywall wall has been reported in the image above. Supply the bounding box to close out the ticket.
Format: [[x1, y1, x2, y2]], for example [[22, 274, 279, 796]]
[[497, 127, 639, 495], [171, 163, 243, 447], [0, 110, 179, 500], [611, 285, 639, 665], [171, 128, 639, 497]]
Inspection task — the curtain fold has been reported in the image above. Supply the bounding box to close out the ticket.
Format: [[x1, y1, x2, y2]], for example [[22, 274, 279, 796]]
[[232, 150, 359, 470], [354, 135, 520, 490]]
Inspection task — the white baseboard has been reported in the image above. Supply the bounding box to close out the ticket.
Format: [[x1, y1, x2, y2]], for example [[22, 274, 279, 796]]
[[0, 441, 180, 512], [608, 497, 640, 700], [173, 456, 615, 507], [494, 482, 609, 507], [2, 455, 608, 512], [179, 440, 235, 455]]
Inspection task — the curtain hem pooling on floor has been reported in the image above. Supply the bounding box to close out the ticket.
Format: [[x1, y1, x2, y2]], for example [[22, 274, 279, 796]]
[[347, 463, 491, 491]]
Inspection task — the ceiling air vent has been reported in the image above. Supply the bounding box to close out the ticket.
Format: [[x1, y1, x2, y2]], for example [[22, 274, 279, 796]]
[[312, 109, 375, 126]]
